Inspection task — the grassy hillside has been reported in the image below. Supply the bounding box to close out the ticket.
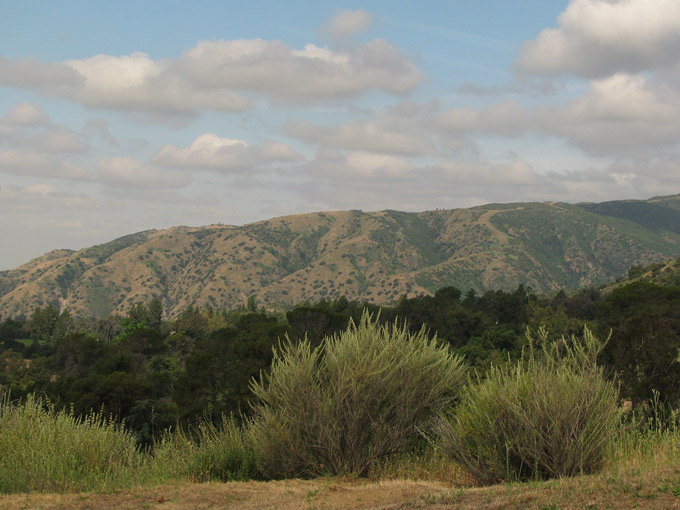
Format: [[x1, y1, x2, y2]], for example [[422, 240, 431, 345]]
[[2, 195, 680, 318]]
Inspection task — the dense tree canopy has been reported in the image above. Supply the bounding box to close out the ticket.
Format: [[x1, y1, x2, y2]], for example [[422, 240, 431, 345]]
[[1, 270, 679, 443]]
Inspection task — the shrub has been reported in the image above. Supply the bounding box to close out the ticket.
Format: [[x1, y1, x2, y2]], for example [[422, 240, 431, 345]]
[[151, 415, 258, 482], [0, 394, 143, 493], [437, 327, 619, 484], [248, 311, 466, 478]]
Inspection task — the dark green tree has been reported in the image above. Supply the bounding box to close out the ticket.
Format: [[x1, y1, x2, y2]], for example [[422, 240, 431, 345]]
[[597, 282, 680, 408], [174, 313, 293, 422]]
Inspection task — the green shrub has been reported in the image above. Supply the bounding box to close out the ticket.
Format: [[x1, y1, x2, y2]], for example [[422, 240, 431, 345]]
[[438, 327, 619, 484], [0, 394, 143, 493], [248, 311, 466, 478], [151, 415, 258, 482]]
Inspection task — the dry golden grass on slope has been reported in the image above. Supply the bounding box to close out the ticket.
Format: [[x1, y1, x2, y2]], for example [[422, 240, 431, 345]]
[[2, 465, 679, 510]]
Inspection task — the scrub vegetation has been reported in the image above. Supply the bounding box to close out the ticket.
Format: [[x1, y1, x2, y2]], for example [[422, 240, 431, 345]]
[[0, 257, 679, 508]]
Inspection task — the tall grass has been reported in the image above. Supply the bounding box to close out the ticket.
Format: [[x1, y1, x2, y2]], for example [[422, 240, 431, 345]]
[[249, 311, 466, 478], [606, 394, 680, 476], [150, 415, 259, 482], [0, 394, 144, 493], [438, 327, 620, 484]]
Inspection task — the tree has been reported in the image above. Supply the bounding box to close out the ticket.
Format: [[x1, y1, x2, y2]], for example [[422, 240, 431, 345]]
[[147, 298, 163, 331], [597, 282, 680, 408], [29, 305, 59, 341], [174, 313, 293, 421]]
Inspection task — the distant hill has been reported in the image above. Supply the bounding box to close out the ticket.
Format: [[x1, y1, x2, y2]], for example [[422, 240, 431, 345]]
[[601, 256, 680, 293], [2, 194, 680, 319]]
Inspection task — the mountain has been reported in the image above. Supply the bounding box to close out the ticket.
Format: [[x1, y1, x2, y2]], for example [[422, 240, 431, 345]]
[[601, 256, 680, 293], [2, 194, 680, 319]]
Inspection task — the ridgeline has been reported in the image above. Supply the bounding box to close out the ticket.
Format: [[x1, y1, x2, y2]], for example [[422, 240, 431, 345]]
[[2, 194, 680, 318]]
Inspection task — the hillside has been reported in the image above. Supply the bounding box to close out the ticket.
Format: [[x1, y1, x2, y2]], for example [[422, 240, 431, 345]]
[[2, 194, 680, 318]]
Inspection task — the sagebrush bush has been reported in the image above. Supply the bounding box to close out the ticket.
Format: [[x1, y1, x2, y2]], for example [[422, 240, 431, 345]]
[[151, 415, 258, 482], [248, 312, 466, 478], [437, 327, 619, 484], [0, 394, 143, 493]]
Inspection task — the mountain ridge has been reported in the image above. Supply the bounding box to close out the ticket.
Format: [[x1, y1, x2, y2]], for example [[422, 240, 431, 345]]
[[2, 194, 680, 318]]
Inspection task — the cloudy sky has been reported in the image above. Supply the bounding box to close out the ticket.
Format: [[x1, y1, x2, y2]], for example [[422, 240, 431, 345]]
[[1, 0, 680, 269]]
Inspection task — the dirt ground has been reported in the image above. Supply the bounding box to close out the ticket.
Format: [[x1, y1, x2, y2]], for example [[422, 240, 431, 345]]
[[2, 469, 680, 510]]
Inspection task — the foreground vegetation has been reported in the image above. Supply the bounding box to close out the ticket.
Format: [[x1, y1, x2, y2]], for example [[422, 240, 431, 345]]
[[1, 312, 679, 504], [1, 259, 679, 503]]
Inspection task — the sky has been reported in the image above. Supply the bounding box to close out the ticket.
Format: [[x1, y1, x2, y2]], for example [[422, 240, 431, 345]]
[[1, 0, 680, 270]]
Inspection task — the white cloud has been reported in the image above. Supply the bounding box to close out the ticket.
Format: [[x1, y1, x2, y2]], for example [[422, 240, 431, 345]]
[[435, 159, 543, 186], [287, 110, 435, 156], [537, 73, 680, 156], [435, 101, 530, 137], [0, 150, 89, 179], [0, 56, 82, 92], [0, 105, 89, 154], [0, 183, 97, 210], [294, 151, 560, 213], [518, 0, 680, 78], [32, 127, 88, 153], [0, 38, 422, 118], [326, 10, 372, 39], [83, 118, 119, 147], [66, 52, 252, 114], [1, 102, 50, 126], [153, 133, 302, 171], [96, 157, 190, 188], [176, 38, 422, 102]]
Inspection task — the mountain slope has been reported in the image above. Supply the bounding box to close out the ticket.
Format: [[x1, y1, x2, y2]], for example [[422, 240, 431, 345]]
[[2, 195, 680, 318]]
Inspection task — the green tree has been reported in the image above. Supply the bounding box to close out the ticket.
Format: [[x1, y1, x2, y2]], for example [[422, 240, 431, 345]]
[[29, 305, 59, 341], [147, 298, 163, 331], [174, 313, 293, 422], [597, 282, 680, 408]]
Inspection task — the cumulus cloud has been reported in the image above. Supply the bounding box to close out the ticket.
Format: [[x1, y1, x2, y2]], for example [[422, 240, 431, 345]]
[[0, 56, 83, 92], [1, 102, 50, 126], [309, 149, 415, 179], [176, 38, 422, 102], [0, 38, 422, 117], [83, 118, 119, 147], [324, 9, 373, 39], [152, 133, 302, 171], [96, 157, 190, 188], [0, 104, 89, 154], [434, 159, 544, 186], [517, 0, 680, 78], [287, 102, 438, 156], [536, 73, 680, 156], [0, 183, 96, 209], [32, 127, 88, 153], [66, 52, 251, 114], [294, 150, 560, 213], [435, 101, 530, 138], [0, 150, 89, 179]]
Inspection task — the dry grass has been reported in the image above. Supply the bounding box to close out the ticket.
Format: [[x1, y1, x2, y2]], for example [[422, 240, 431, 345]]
[[1, 464, 679, 510], [3, 433, 679, 509]]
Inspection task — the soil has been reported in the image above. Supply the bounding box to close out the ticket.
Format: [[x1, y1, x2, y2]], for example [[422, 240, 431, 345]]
[[2, 468, 680, 510]]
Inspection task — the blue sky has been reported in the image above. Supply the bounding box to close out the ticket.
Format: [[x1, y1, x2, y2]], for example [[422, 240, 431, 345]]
[[1, 0, 679, 269]]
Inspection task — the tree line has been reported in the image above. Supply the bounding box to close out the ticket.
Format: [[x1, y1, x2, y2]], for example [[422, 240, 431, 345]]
[[1, 278, 679, 446]]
